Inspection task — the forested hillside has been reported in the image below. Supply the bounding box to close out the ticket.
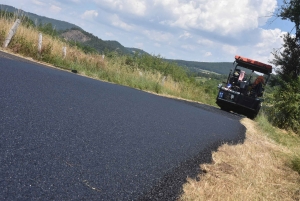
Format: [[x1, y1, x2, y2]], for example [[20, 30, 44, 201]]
[[166, 59, 233, 75]]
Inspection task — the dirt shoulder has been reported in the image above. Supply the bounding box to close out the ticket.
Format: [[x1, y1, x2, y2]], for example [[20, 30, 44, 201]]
[[180, 118, 300, 201]]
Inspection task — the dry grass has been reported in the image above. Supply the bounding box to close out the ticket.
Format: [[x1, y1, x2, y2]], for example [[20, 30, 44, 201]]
[[180, 118, 300, 201], [0, 16, 105, 67]]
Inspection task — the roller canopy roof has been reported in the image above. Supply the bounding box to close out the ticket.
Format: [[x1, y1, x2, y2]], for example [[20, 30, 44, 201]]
[[235, 55, 272, 74]]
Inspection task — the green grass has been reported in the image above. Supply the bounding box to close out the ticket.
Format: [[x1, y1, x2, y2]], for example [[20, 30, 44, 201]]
[[195, 77, 209, 83], [291, 156, 300, 174], [256, 111, 300, 174]]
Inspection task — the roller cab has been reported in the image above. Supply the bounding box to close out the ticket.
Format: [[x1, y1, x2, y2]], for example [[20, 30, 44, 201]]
[[216, 55, 272, 119]]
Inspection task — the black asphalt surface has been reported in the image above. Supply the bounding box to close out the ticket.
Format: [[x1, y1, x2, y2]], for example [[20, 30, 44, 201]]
[[0, 51, 246, 200]]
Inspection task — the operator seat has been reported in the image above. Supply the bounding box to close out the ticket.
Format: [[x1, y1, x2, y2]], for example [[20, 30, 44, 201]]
[[230, 69, 241, 86], [251, 76, 265, 97]]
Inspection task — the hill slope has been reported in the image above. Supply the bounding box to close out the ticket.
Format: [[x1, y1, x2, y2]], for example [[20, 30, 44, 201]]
[[61, 28, 132, 54], [166, 59, 234, 75], [0, 4, 80, 30]]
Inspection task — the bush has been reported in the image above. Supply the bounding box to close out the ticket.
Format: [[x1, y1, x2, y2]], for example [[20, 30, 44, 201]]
[[128, 53, 190, 82], [291, 156, 300, 175], [9, 36, 36, 57], [154, 82, 162, 93], [38, 23, 58, 37], [267, 78, 300, 134]]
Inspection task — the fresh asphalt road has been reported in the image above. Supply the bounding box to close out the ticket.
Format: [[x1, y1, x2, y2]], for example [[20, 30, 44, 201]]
[[0, 51, 246, 200]]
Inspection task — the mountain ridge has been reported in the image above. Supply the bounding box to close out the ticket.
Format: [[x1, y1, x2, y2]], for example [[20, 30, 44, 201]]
[[0, 4, 80, 30]]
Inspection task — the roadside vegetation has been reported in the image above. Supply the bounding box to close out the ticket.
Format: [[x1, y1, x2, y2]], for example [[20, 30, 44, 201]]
[[267, 0, 300, 135], [0, 4, 299, 200]]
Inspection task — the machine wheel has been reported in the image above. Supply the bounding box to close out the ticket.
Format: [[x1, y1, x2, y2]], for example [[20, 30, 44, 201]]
[[220, 106, 230, 112], [248, 103, 261, 119], [247, 111, 258, 120]]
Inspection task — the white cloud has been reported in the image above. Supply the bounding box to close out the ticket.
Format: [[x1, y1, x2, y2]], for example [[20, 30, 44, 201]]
[[249, 0, 277, 26], [142, 30, 173, 42], [181, 44, 196, 50], [168, 51, 177, 58], [168, 27, 285, 63], [154, 43, 161, 47], [94, 0, 147, 16], [154, 0, 277, 35], [218, 28, 285, 64], [258, 28, 284, 47], [222, 44, 238, 55], [50, 5, 62, 13], [205, 52, 212, 57], [253, 28, 285, 62], [105, 32, 114, 37], [81, 10, 98, 21], [111, 14, 133, 31], [197, 37, 213, 46], [135, 42, 144, 49], [179, 31, 192, 39], [159, 20, 172, 26], [32, 0, 46, 6]]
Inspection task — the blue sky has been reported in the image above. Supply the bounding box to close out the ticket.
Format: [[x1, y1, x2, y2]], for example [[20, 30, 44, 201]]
[[0, 0, 295, 64]]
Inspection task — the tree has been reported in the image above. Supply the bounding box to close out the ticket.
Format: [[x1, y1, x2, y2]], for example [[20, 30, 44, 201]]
[[38, 23, 58, 37], [271, 33, 300, 81], [269, 0, 300, 134], [278, 0, 300, 41], [268, 77, 300, 133], [273, 0, 300, 80]]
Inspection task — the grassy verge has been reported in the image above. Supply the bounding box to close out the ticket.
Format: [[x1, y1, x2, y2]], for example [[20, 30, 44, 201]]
[[256, 112, 300, 175], [180, 115, 300, 200]]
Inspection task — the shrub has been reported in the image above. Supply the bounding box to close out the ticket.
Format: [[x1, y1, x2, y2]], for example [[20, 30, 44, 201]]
[[267, 78, 300, 134], [291, 156, 300, 175]]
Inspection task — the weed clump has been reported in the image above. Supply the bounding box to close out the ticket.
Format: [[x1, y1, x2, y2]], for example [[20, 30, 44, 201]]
[[291, 156, 300, 175]]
